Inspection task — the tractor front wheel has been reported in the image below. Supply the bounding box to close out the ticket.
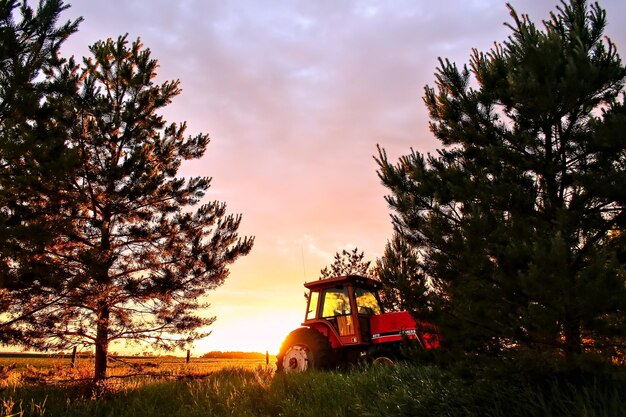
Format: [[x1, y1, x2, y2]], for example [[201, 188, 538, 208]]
[[277, 327, 333, 373]]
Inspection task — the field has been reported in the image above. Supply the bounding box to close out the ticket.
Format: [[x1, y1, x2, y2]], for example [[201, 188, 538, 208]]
[[0, 353, 272, 386], [0, 354, 624, 417]]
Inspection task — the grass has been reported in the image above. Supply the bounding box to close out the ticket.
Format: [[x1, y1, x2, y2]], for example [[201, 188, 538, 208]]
[[0, 356, 624, 417]]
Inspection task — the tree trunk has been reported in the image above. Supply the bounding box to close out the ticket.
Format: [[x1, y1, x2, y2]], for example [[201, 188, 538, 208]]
[[94, 302, 110, 382], [563, 313, 582, 367], [563, 261, 581, 367]]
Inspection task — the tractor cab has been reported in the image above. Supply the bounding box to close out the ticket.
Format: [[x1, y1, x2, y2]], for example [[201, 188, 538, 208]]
[[303, 275, 382, 347]]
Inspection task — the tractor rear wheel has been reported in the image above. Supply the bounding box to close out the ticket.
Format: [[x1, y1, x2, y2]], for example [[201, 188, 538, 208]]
[[276, 327, 333, 373], [372, 354, 395, 365]]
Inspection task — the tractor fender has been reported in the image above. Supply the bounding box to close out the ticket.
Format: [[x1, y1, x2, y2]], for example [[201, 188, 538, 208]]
[[306, 321, 342, 349]]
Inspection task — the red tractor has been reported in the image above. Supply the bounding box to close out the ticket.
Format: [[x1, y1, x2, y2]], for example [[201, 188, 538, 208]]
[[277, 275, 439, 372]]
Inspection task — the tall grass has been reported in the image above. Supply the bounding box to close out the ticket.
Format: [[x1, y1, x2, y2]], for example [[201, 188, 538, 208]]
[[1, 364, 624, 417]]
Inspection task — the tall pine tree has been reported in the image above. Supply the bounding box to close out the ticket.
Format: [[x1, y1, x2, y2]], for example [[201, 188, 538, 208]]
[[31, 36, 253, 382], [377, 0, 626, 368], [0, 0, 81, 345]]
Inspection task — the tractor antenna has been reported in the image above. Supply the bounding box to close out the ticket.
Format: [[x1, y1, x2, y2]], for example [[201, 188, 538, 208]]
[[301, 245, 307, 281]]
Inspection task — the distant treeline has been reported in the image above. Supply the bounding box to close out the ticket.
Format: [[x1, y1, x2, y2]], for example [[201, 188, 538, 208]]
[[201, 351, 268, 359], [0, 352, 93, 359], [0, 351, 271, 360], [0, 352, 61, 358]]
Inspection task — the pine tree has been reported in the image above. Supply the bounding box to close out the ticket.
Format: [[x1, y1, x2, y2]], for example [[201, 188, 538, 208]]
[[320, 248, 372, 279], [377, 0, 626, 368], [375, 233, 430, 313], [31, 36, 253, 382], [0, 0, 81, 344]]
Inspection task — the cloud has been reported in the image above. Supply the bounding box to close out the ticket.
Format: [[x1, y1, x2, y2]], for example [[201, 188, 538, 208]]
[[274, 234, 332, 261]]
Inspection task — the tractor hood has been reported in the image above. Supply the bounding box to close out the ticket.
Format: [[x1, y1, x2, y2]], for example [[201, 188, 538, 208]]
[[370, 312, 440, 349]]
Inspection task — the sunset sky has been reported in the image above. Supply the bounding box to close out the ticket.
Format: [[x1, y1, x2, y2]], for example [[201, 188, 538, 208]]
[[59, 1, 626, 354]]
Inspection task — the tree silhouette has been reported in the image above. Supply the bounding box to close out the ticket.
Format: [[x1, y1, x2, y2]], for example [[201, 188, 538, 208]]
[[0, 0, 81, 345], [375, 233, 430, 313], [320, 248, 372, 279]]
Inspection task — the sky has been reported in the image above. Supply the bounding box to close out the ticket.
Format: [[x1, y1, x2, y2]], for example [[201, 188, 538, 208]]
[[58, 0, 626, 354]]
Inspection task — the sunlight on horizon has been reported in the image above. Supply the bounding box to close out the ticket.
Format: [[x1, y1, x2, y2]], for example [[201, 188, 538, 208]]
[[195, 312, 303, 355]]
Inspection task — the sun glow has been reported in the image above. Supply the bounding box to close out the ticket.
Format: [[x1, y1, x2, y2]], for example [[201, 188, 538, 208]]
[[195, 311, 303, 355]]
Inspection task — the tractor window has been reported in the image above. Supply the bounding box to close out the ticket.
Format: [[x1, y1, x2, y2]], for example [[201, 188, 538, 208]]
[[306, 291, 319, 320], [355, 288, 382, 315], [320, 287, 351, 317]]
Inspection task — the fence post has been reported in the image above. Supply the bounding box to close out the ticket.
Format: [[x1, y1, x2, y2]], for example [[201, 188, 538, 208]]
[[266, 350, 269, 366], [71, 346, 77, 368], [186, 349, 191, 364]]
